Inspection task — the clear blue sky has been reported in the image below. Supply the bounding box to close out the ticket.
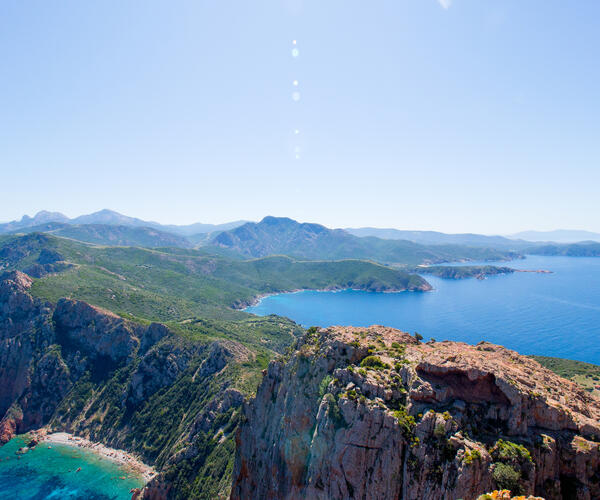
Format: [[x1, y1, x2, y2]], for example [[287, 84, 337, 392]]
[[1, 0, 599, 233]]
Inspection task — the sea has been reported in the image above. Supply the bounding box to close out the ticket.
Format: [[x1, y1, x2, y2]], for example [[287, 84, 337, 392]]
[[246, 255, 600, 365], [0, 435, 144, 499]]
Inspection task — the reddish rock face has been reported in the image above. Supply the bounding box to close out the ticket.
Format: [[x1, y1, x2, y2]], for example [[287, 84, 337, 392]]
[[53, 298, 142, 365], [0, 271, 54, 443], [0, 271, 171, 444], [231, 326, 600, 500]]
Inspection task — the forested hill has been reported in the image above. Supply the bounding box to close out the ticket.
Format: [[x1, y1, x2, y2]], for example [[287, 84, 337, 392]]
[[211, 216, 522, 265], [0, 233, 430, 323]]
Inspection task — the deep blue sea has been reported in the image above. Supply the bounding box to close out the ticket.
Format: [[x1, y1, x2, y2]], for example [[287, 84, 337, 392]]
[[0, 435, 144, 499], [246, 256, 600, 364]]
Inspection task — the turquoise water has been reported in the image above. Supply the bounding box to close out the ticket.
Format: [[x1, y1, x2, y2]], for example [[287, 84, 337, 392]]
[[0, 435, 144, 499], [247, 256, 600, 364]]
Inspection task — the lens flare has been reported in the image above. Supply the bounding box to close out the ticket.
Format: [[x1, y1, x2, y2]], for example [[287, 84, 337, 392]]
[[291, 48, 299, 58], [292, 91, 300, 102]]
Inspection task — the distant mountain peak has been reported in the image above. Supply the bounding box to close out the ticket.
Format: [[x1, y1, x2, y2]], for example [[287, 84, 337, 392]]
[[18, 211, 69, 225]]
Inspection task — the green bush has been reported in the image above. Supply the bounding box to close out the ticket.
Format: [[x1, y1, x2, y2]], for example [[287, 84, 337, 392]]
[[492, 462, 521, 492], [434, 423, 446, 439], [360, 355, 390, 370], [493, 439, 532, 464], [324, 393, 346, 429], [319, 375, 333, 397], [393, 407, 416, 435]]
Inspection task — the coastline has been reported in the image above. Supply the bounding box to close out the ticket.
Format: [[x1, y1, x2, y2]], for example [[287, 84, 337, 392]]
[[239, 266, 553, 311], [238, 285, 429, 311], [30, 429, 156, 482]]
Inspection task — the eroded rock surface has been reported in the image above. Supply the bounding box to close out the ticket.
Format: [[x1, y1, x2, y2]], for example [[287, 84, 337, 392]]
[[0, 271, 177, 444], [232, 326, 600, 500]]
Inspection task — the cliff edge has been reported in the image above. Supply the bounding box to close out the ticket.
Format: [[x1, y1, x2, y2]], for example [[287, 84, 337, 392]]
[[231, 326, 600, 500]]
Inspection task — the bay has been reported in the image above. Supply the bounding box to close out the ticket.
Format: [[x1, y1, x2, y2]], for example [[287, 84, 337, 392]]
[[246, 256, 600, 364]]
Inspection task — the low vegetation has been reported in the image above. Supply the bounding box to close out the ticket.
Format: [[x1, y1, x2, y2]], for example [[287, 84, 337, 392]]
[[531, 355, 600, 396]]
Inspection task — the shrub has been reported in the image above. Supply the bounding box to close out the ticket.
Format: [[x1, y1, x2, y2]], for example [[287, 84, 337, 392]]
[[324, 393, 346, 429], [319, 375, 332, 397], [463, 449, 482, 465], [492, 462, 521, 492], [360, 355, 390, 370], [434, 423, 446, 439], [393, 407, 416, 435], [493, 439, 532, 464]]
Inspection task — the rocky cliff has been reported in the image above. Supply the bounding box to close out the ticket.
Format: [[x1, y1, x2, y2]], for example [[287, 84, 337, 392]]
[[0, 270, 250, 499], [231, 326, 600, 500]]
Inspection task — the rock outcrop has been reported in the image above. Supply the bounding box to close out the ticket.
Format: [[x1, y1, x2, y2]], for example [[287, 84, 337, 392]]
[[0, 271, 55, 442], [231, 326, 600, 500], [0, 269, 253, 499], [0, 271, 170, 443], [54, 298, 141, 365]]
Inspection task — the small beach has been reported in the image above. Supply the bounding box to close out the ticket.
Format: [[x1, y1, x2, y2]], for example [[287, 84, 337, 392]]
[[1, 432, 149, 499], [34, 430, 156, 482]]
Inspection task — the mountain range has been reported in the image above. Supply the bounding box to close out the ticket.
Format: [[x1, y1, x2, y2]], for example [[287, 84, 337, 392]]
[[3, 210, 600, 261], [212, 216, 522, 265], [0, 209, 247, 237], [345, 227, 527, 248], [1, 217, 600, 499], [510, 229, 600, 243]]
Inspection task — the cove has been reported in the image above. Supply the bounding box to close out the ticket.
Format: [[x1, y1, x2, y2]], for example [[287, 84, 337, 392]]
[[246, 255, 600, 364], [0, 435, 145, 500]]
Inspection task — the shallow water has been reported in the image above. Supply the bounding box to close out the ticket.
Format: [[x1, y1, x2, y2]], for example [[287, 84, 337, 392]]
[[246, 256, 600, 364], [0, 435, 144, 500]]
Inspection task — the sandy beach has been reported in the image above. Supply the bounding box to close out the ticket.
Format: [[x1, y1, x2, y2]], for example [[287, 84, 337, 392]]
[[31, 429, 156, 482]]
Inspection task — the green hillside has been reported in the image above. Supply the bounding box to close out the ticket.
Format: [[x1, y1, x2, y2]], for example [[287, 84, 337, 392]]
[[212, 216, 522, 265], [7, 222, 193, 248], [0, 232, 433, 498], [531, 355, 600, 398], [1, 233, 430, 323]]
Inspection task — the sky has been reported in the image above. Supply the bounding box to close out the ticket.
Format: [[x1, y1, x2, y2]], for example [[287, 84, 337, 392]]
[[1, 0, 599, 234]]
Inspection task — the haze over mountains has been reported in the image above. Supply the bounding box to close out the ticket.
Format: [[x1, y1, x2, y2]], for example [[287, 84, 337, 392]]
[[510, 229, 600, 243], [344, 227, 523, 248], [0, 209, 247, 237], [2, 210, 600, 260]]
